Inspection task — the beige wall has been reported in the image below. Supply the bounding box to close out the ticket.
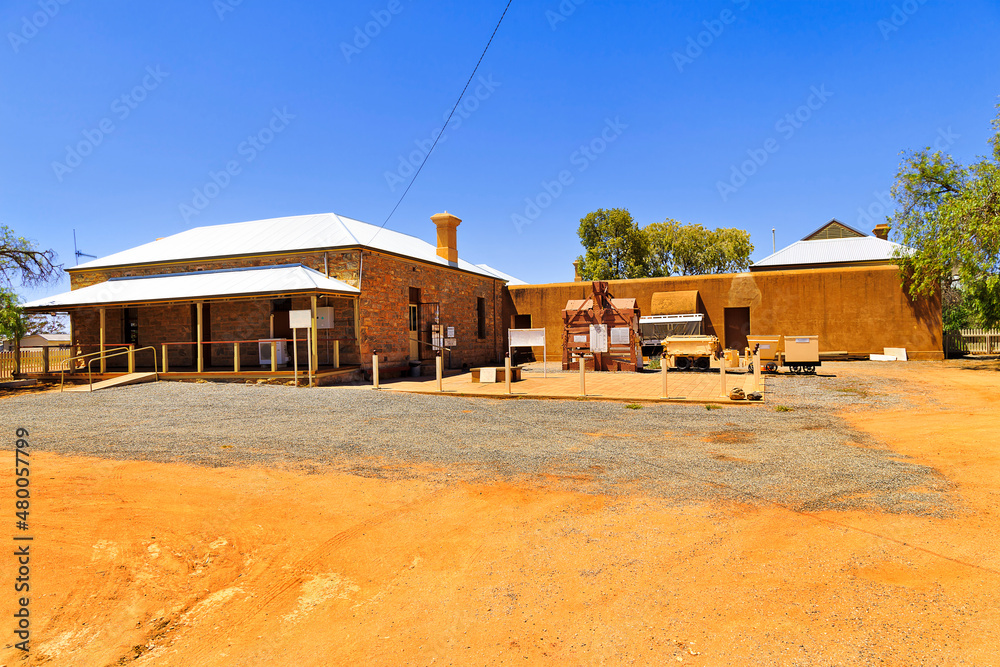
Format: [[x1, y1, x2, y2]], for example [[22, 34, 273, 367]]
[[508, 265, 943, 361]]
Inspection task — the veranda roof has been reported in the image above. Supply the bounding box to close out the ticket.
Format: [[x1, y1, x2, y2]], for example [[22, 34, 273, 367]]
[[24, 264, 359, 311]]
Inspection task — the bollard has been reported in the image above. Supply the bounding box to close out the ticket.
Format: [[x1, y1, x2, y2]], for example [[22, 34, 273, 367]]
[[753, 351, 761, 392], [661, 353, 668, 399], [505, 353, 512, 395], [372, 352, 380, 389], [128, 345, 135, 374], [270, 341, 278, 373], [720, 354, 727, 398], [436, 353, 443, 392], [579, 355, 586, 397]]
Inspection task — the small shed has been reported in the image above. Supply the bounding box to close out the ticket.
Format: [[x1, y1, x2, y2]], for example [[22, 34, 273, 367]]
[[561, 282, 642, 371]]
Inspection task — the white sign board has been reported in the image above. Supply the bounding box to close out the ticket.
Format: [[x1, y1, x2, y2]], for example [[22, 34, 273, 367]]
[[589, 324, 608, 353], [610, 327, 630, 345], [289, 309, 311, 329], [479, 367, 497, 383], [510, 329, 546, 347], [573, 335, 587, 343], [446, 326, 455, 338]]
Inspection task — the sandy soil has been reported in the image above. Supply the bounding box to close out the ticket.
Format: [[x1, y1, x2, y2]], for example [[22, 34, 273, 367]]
[[1, 361, 999, 666]]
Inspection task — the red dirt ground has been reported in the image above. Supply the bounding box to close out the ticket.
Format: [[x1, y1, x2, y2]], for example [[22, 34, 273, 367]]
[[1, 361, 998, 665]]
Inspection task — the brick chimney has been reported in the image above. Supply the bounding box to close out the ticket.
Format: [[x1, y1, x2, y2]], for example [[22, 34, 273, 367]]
[[872, 223, 890, 240], [573, 260, 582, 282], [431, 211, 461, 263]]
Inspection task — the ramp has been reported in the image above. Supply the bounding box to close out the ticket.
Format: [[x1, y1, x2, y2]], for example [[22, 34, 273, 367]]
[[65, 372, 158, 392]]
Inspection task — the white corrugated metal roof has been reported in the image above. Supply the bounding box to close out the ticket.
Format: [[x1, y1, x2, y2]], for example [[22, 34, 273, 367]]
[[24, 264, 358, 310], [752, 236, 907, 269], [73, 213, 496, 278], [474, 264, 528, 285]]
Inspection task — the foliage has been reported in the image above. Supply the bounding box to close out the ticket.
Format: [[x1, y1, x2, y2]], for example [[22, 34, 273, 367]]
[[0, 225, 60, 288], [0, 290, 28, 375], [27, 313, 69, 335], [890, 105, 1000, 327], [941, 280, 977, 332], [577, 210, 753, 280], [645, 219, 753, 277], [576, 208, 649, 280]]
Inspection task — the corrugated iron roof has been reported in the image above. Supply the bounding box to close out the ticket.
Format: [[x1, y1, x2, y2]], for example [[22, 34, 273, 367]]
[[72, 213, 497, 278], [474, 264, 528, 285], [752, 236, 907, 269], [24, 264, 359, 310]]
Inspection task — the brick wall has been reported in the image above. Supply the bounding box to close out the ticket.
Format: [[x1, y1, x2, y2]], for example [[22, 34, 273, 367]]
[[357, 251, 505, 370], [69, 250, 362, 289]]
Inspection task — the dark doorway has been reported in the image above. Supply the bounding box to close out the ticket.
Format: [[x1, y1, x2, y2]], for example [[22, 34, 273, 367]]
[[122, 308, 139, 346], [724, 307, 750, 351]]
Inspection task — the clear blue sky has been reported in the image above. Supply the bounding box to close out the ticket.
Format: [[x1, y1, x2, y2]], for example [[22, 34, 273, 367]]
[[4, 0, 1000, 302]]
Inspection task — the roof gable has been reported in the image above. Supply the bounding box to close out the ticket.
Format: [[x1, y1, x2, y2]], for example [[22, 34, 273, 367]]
[[802, 219, 867, 241]]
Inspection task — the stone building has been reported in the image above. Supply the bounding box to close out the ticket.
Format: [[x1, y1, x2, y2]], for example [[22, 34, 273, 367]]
[[26, 212, 516, 381]]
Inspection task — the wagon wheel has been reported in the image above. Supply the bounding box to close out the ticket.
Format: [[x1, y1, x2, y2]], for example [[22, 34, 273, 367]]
[[747, 362, 753, 374]]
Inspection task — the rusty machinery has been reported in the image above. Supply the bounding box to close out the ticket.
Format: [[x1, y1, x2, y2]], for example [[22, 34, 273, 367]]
[[561, 282, 643, 372]]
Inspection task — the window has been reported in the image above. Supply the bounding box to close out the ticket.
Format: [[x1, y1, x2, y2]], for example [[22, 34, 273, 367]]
[[409, 304, 418, 332], [123, 308, 139, 345], [477, 297, 486, 339]]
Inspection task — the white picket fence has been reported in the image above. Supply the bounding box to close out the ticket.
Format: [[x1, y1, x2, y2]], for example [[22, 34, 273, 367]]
[[946, 329, 1000, 356], [0, 347, 73, 380]]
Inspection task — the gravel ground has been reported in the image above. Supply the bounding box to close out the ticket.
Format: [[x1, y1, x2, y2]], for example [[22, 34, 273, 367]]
[[0, 366, 952, 515]]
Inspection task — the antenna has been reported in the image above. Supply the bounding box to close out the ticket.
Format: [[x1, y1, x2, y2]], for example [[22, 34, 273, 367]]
[[771, 228, 776, 254], [73, 229, 97, 265]]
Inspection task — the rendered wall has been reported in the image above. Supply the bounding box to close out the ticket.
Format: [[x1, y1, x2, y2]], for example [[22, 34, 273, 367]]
[[508, 265, 943, 361]]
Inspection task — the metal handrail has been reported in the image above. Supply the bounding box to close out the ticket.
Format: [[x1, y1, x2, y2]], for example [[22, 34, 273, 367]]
[[59, 347, 131, 390], [61, 346, 159, 392]]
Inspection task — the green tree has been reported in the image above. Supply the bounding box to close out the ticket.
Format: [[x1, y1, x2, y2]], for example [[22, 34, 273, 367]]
[[645, 219, 753, 276], [576, 208, 649, 280], [890, 105, 1000, 327], [0, 290, 28, 375]]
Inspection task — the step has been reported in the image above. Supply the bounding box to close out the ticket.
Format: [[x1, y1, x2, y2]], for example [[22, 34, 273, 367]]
[[65, 372, 158, 392]]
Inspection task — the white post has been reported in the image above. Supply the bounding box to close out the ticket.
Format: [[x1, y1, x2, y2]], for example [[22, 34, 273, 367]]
[[579, 355, 586, 397], [372, 352, 380, 389], [505, 354, 512, 395], [436, 353, 443, 392], [543, 336, 547, 379], [99, 307, 106, 374], [270, 341, 277, 373], [720, 355, 727, 398], [753, 351, 761, 392], [308, 327, 314, 388], [292, 329, 299, 387], [661, 354, 668, 399]]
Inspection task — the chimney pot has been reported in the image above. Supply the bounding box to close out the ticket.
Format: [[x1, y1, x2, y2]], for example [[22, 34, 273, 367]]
[[872, 223, 891, 240], [431, 212, 461, 263]]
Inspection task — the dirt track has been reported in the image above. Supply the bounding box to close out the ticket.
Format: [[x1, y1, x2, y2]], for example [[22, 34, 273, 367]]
[[1, 361, 999, 665]]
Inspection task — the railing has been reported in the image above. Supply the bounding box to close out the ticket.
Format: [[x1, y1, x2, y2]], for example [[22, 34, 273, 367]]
[[945, 328, 1000, 356], [76, 346, 159, 392], [58, 346, 141, 392], [1, 347, 74, 380]]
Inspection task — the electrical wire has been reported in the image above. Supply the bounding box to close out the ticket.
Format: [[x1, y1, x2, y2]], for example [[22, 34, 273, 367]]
[[366, 0, 514, 246]]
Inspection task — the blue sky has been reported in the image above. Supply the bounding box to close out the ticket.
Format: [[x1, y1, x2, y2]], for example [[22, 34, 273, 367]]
[[4, 0, 1000, 302]]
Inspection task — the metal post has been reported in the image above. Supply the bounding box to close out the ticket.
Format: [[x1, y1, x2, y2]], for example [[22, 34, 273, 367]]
[[661, 353, 668, 399], [196, 302, 204, 374], [99, 307, 106, 374], [292, 329, 299, 387], [270, 341, 277, 373], [720, 355, 727, 398], [334, 340, 340, 369], [128, 345, 135, 373], [372, 351, 380, 389], [436, 352, 443, 392], [753, 351, 761, 392], [505, 353, 512, 395], [234, 342, 240, 373], [579, 355, 586, 397], [162, 345, 168, 373]]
